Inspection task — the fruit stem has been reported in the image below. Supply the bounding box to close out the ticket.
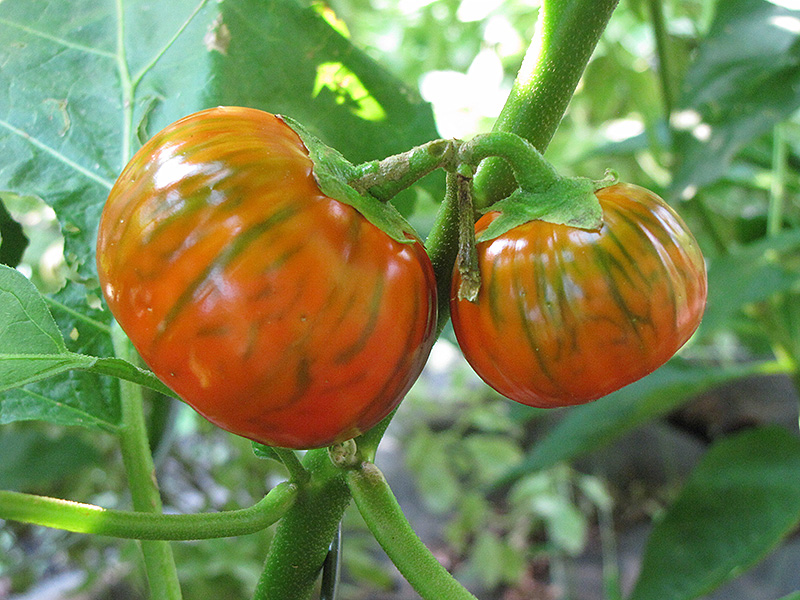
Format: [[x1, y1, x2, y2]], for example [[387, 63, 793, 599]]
[[272, 448, 311, 485], [351, 138, 458, 202], [454, 165, 481, 302], [346, 461, 480, 600], [460, 132, 560, 196]]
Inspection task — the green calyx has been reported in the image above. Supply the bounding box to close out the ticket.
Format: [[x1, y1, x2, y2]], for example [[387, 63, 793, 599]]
[[279, 115, 423, 244], [282, 116, 615, 248], [475, 170, 618, 242]]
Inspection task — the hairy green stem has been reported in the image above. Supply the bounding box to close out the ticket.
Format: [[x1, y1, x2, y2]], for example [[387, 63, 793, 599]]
[[0, 483, 297, 540], [112, 324, 182, 599], [272, 448, 311, 485], [460, 132, 560, 193], [351, 139, 457, 202], [253, 449, 351, 600], [346, 462, 479, 600], [473, 0, 620, 208]]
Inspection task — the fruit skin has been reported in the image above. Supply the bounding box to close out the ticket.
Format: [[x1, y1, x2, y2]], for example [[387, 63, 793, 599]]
[[450, 182, 707, 408], [97, 106, 437, 449]]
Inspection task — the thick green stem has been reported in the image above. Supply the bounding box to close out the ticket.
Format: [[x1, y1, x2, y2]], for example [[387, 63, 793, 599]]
[[253, 449, 351, 600], [112, 325, 182, 599], [346, 462, 479, 600], [473, 0, 620, 208], [0, 483, 297, 540]]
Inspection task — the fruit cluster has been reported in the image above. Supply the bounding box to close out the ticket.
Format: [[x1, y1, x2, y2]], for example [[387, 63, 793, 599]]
[[97, 107, 707, 449]]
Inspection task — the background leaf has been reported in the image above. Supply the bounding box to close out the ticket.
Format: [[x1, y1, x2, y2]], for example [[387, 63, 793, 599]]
[[0, 428, 100, 491], [629, 426, 800, 600], [671, 0, 800, 196], [701, 228, 800, 333], [499, 359, 769, 484], [0, 267, 117, 428], [205, 0, 443, 215]]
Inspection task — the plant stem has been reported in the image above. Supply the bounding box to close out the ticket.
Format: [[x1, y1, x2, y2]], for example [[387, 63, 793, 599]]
[[112, 324, 182, 599], [454, 167, 481, 302], [768, 124, 787, 238], [648, 0, 674, 119], [253, 449, 351, 600], [272, 448, 311, 485], [346, 461, 479, 600], [460, 132, 560, 193], [351, 138, 457, 202], [473, 0, 620, 208], [425, 171, 464, 334], [0, 483, 297, 540]]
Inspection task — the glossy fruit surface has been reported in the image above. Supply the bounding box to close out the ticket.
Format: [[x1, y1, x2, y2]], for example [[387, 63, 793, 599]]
[[97, 107, 437, 448], [450, 182, 707, 407]]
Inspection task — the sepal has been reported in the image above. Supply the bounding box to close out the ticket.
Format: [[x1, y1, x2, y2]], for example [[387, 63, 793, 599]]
[[279, 115, 420, 243]]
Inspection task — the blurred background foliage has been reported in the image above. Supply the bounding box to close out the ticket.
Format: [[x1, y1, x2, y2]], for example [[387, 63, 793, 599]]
[[2, 0, 800, 599]]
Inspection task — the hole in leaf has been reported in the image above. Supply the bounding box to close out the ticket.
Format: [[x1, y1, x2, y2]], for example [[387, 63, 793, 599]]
[[0, 192, 66, 293]]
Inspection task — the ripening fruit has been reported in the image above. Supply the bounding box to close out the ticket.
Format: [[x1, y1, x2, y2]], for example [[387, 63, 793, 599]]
[[97, 107, 437, 448], [450, 182, 707, 407]]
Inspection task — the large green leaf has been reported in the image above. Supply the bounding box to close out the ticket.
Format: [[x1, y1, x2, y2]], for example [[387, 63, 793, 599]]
[[0, 0, 440, 426], [629, 426, 800, 600], [0, 0, 440, 281], [499, 358, 772, 484], [671, 0, 800, 196]]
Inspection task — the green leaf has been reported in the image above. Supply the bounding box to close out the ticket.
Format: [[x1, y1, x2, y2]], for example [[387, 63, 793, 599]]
[[629, 426, 800, 600], [206, 0, 443, 216], [701, 229, 800, 333], [671, 0, 800, 195], [468, 530, 507, 589], [498, 359, 769, 484], [0, 263, 68, 357], [463, 434, 523, 485], [0, 266, 174, 429], [0, 428, 99, 491], [404, 430, 462, 514]]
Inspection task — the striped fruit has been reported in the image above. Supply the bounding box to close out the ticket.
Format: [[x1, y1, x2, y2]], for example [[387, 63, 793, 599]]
[[97, 107, 437, 449], [450, 182, 707, 408]]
